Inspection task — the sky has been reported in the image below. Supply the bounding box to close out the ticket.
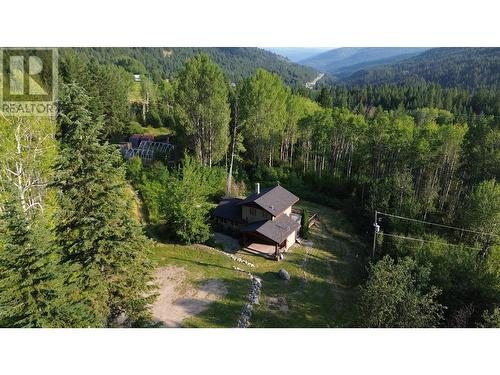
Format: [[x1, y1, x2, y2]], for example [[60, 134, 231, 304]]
[[263, 47, 334, 62]]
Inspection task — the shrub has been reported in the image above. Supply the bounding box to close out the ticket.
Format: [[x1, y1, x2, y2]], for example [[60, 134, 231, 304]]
[[300, 208, 310, 239]]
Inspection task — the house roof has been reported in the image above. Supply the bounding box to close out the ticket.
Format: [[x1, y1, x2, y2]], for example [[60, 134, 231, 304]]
[[212, 197, 244, 222], [236, 185, 299, 217], [241, 214, 300, 244]]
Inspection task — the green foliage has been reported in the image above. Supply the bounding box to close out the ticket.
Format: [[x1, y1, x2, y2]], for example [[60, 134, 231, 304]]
[[114, 55, 148, 75], [359, 256, 445, 327], [2, 48, 498, 327], [300, 208, 310, 239], [343, 48, 500, 90], [387, 237, 500, 327], [327, 83, 500, 117], [175, 54, 230, 166], [81, 60, 132, 141], [239, 69, 290, 166], [129, 154, 225, 244], [0, 199, 61, 327], [480, 307, 500, 327], [63, 47, 318, 88], [54, 83, 155, 327], [0, 116, 57, 215], [60, 51, 132, 141], [126, 156, 143, 185], [316, 87, 333, 108], [463, 179, 500, 236], [159, 155, 225, 244], [0, 116, 67, 328]]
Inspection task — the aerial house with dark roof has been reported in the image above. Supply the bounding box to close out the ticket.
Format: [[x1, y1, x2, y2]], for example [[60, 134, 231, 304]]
[[212, 183, 301, 259]]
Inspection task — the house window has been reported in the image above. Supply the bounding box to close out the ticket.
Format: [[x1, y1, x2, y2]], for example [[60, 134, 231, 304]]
[[250, 207, 256, 216]]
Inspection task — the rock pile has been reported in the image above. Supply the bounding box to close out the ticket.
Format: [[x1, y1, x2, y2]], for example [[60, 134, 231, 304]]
[[215, 249, 256, 268], [237, 275, 262, 328]]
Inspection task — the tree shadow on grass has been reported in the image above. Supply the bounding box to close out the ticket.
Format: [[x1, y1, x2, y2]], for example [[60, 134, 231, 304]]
[[181, 275, 251, 328], [171, 270, 363, 328], [251, 275, 358, 328], [167, 256, 237, 272]]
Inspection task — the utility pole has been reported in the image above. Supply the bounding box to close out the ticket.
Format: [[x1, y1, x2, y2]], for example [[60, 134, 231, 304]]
[[227, 84, 240, 195], [372, 210, 379, 258]]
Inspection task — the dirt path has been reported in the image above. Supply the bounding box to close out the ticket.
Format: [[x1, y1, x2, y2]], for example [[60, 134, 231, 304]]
[[298, 238, 314, 286], [152, 266, 228, 327]]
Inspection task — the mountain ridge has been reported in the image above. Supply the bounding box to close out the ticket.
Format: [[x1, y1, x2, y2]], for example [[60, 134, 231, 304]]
[[299, 47, 430, 74], [340, 47, 500, 89], [64, 47, 319, 88]]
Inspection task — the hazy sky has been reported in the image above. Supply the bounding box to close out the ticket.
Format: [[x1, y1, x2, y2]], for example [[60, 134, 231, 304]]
[[263, 47, 334, 62]]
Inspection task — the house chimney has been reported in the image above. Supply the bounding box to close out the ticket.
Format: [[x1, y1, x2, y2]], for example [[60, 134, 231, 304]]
[[255, 182, 260, 194]]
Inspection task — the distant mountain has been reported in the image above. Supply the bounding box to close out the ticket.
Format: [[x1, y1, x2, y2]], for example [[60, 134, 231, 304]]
[[341, 47, 500, 89], [299, 47, 429, 75], [264, 48, 333, 62], [65, 47, 319, 88]]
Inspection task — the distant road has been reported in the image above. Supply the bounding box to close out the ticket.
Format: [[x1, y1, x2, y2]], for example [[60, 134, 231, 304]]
[[305, 73, 325, 89]]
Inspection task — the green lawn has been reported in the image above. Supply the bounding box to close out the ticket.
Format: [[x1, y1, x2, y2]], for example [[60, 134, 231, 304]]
[[150, 200, 368, 327]]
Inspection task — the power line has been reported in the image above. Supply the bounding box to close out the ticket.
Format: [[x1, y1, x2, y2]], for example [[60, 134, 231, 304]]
[[378, 232, 482, 251], [377, 211, 500, 239]]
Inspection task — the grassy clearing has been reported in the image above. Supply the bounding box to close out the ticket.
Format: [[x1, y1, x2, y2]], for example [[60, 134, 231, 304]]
[[249, 200, 368, 327], [129, 82, 143, 103], [128, 124, 174, 136], [149, 199, 368, 327]]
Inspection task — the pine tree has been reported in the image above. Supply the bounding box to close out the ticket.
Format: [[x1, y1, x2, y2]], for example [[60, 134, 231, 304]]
[[54, 83, 156, 327], [0, 115, 67, 327], [0, 196, 60, 327]]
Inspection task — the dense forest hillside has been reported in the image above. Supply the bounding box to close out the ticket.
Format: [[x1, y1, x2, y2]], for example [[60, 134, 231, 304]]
[[299, 47, 428, 76], [63, 47, 319, 87], [341, 47, 500, 89]]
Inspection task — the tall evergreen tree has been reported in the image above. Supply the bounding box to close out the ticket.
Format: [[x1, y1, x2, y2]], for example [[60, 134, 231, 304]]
[[54, 83, 156, 327], [0, 189, 63, 327]]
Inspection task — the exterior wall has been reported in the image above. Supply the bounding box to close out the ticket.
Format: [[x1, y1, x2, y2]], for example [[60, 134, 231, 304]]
[[216, 217, 242, 231], [285, 230, 297, 250], [241, 205, 273, 223]]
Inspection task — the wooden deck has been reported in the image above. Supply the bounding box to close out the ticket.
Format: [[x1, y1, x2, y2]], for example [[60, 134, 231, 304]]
[[242, 242, 278, 259]]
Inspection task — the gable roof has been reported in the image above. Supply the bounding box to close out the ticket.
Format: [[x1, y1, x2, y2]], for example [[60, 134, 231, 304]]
[[212, 197, 244, 222], [236, 185, 299, 217], [241, 214, 300, 244]]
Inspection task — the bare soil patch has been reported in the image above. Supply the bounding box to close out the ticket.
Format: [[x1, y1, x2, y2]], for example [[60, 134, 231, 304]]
[[265, 296, 289, 313], [152, 266, 227, 327], [214, 232, 241, 253]]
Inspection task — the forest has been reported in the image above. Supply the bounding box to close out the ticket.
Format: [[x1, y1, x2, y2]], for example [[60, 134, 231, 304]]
[[0, 48, 498, 328], [342, 48, 500, 89]]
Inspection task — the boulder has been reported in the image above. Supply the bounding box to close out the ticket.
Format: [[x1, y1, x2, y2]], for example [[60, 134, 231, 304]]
[[278, 268, 290, 280]]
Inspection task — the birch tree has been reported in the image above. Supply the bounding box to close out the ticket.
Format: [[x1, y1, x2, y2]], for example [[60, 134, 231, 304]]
[[176, 54, 230, 167]]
